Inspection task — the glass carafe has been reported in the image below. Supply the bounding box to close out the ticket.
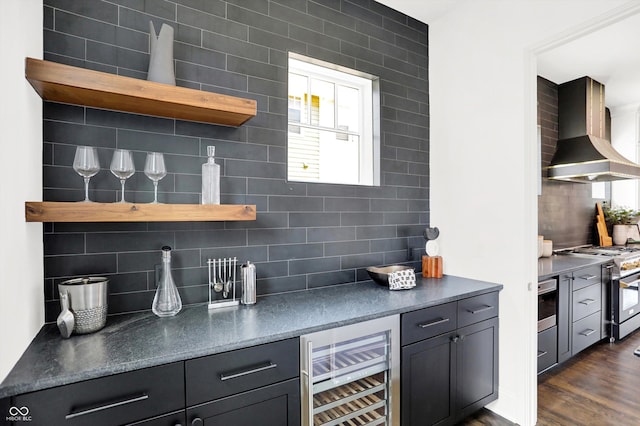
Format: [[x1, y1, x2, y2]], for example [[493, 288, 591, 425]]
[[152, 246, 182, 317]]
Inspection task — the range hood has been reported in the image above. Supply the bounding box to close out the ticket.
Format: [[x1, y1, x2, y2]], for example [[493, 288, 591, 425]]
[[546, 76, 640, 183]]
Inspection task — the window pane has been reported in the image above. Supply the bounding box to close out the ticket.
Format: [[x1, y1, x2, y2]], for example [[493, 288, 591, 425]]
[[310, 79, 335, 128], [288, 128, 360, 185], [337, 86, 360, 133], [288, 73, 308, 125]]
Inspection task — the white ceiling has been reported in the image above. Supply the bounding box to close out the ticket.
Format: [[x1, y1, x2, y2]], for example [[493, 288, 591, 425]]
[[536, 11, 640, 109], [378, 0, 640, 109]]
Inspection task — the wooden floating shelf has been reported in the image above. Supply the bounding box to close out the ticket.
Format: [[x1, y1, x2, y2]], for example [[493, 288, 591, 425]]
[[25, 57, 257, 127], [25, 202, 256, 223]]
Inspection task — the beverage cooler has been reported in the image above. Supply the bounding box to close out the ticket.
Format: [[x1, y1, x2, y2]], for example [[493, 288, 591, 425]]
[[300, 315, 400, 426]]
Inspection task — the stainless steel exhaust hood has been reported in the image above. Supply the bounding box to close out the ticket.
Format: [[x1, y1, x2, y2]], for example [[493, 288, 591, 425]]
[[546, 76, 640, 183]]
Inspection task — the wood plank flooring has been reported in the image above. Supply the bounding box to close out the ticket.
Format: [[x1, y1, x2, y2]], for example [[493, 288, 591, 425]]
[[455, 329, 640, 425]]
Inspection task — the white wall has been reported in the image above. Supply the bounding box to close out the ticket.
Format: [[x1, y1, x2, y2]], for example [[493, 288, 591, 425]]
[[425, 1, 632, 425], [610, 104, 640, 209], [0, 0, 44, 381]]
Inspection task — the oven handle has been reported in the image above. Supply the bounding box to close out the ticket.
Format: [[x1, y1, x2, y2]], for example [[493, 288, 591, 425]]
[[538, 286, 556, 296], [620, 279, 640, 289], [538, 279, 557, 296]]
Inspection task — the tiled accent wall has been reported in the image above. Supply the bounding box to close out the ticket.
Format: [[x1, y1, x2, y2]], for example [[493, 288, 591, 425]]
[[537, 76, 605, 249], [42, 0, 429, 322]]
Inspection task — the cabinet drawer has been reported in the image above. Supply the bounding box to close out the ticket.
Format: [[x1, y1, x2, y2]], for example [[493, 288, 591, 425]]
[[401, 302, 457, 345], [572, 265, 601, 291], [458, 292, 499, 328], [537, 326, 557, 374], [12, 362, 184, 426], [572, 283, 601, 322], [186, 338, 299, 406], [572, 311, 602, 355]]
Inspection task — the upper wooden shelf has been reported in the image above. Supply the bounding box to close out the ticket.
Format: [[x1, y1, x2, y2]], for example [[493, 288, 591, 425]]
[[25, 202, 256, 223], [25, 58, 257, 127]]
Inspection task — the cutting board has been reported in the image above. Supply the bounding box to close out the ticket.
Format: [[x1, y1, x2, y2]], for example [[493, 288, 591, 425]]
[[596, 203, 612, 246]]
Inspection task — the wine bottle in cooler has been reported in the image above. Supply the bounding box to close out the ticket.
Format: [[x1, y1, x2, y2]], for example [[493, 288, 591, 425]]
[[201, 145, 220, 204]]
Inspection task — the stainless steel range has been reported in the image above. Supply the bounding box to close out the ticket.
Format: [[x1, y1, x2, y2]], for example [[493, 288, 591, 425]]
[[561, 245, 640, 341]]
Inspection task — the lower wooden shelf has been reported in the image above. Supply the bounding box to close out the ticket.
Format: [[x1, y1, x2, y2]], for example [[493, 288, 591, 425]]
[[25, 202, 256, 223]]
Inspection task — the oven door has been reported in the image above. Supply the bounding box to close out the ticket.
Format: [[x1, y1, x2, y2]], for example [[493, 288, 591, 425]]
[[538, 279, 557, 332], [619, 272, 640, 322]]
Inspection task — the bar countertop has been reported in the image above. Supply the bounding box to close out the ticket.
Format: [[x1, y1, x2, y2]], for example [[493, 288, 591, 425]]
[[0, 274, 502, 399]]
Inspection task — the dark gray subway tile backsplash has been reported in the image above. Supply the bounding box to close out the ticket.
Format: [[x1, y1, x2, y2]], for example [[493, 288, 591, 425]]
[[42, 0, 429, 322]]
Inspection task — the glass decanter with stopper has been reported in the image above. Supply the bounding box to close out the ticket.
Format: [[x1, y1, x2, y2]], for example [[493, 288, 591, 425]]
[[152, 246, 182, 317]]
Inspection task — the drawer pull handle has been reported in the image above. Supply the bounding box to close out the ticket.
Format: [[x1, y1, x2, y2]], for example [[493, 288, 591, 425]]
[[418, 317, 450, 328], [579, 274, 597, 281], [579, 298, 596, 306], [65, 394, 148, 419], [220, 362, 277, 381], [468, 305, 494, 314], [537, 350, 548, 358], [579, 329, 596, 337]]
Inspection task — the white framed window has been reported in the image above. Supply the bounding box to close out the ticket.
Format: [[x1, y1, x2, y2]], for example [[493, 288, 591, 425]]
[[287, 52, 380, 186]]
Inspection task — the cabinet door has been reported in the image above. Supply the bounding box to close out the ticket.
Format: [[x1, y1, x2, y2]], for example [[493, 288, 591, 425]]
[[125, 410, 186, 426], [557, 273, 572, 363], [456, 317, 499, 420], [186, 378, 299, 426], [401, 333, 456, 426]]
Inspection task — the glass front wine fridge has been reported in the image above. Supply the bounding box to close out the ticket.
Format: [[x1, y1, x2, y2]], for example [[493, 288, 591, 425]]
[[300, 315, 400, 426]]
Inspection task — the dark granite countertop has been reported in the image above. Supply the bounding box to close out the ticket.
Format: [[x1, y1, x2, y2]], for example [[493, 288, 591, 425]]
[[0, 274, 502, 399], [538, 254, 612, 280]]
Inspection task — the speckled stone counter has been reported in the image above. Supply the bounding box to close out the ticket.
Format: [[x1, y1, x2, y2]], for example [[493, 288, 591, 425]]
[[538, 254, 611, 280], [0, 275, 501, 399]]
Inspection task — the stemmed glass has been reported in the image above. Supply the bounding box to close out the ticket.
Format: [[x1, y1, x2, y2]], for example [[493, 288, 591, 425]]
[[144, 152, 167, 204], [73, 146, 100, 202], [110, 149, 135, 203]]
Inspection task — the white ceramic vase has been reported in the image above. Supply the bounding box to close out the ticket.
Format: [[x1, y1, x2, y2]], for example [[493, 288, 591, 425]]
[[613, 224, 640, 245], [147, 21, 176, 85]]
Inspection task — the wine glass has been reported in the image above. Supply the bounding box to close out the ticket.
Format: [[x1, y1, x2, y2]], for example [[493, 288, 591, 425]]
[[72, 146, 100, 202], [144, 152, 167, 204], [110, 149, 135, 203]]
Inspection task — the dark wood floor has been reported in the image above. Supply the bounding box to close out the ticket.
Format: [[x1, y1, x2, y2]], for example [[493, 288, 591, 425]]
[[456, 329, 640, 425]]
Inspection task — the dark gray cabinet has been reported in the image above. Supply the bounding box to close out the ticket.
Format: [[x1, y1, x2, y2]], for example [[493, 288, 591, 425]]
[[401, 292, 499, 426], [186, 378, 299, 426], [549, 264, 605, 371], [560, 265, 603, 360], [8, 362, 184, 426], [537, 325, 557, 373], [5, 339, 300, 426], [185, 338, 300, 426]]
